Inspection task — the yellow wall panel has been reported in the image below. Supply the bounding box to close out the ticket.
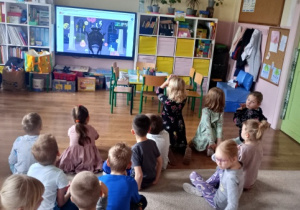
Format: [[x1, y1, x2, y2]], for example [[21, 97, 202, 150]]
[[193, 59, 210, 76], [176, 39, 194, 57], [156, 57, 174, 74], [139, 36, 157, 55]]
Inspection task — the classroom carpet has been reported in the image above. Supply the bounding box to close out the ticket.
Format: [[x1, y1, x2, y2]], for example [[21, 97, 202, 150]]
[[140, 169, 300, 210]]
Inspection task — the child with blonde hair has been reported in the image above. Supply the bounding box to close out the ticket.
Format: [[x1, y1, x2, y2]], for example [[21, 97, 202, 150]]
[[239, 119, 269, 189], [70, 171, 108, 210], [98, 143, 147, 210], [28, 134, 78, 210], [183, 140, 244, 209], [0, 174, 44, 210], [184, 87, 225, 164], [233, 91, 267, 144], [156, 74, 187, 153], [9, 112, 42, 174], [58, 105, 102, 173], [146, 114, 170, 170]]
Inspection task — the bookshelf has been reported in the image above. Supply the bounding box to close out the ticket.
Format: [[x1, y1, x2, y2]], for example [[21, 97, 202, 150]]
[[0, 0, 53, 65], [134, 13, 218, 93]]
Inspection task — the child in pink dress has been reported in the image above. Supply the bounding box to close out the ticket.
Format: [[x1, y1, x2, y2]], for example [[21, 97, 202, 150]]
[[58, 105, 102, 174]]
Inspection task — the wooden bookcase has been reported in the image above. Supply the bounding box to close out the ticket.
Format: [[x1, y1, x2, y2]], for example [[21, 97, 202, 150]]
[[0, 0, 53, 65], [134, 13, 218, 92]]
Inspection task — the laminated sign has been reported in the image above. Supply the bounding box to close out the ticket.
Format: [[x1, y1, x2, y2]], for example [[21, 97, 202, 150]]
[[25, 49, 52, 73]]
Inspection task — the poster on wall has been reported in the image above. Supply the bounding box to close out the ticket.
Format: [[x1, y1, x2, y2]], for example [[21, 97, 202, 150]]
[[269, 31, 280, 53], [242, 0, 256, 12], [271, 68, 281, 84], [260, 63, 270, 79]]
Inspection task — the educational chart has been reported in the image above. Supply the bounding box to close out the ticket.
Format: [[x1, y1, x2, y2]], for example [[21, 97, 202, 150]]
[[259, 27, 289, 86]]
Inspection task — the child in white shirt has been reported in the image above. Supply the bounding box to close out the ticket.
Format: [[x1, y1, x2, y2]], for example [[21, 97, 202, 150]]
[[28, 134, 78, 210], [146, 114, 170, 170]]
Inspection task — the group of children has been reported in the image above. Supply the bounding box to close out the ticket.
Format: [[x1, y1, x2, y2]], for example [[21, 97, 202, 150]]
[[0, 74, 270, 210]]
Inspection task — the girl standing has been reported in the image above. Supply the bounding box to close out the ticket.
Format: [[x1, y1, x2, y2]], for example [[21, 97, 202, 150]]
[[239, 119, 269, 189], [183, 140, 244, 210], [184, 87, 225, 164], [156, 75, 187, 153], [58, 105, 102, 173]]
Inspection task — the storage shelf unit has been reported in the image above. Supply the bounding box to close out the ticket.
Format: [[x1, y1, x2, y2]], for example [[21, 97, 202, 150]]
[[134, 13, 218, 93], [0, 0, 53, 65]]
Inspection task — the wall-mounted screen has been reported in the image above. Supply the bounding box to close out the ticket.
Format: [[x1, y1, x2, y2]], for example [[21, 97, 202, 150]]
[[55, 6, 137, 60]]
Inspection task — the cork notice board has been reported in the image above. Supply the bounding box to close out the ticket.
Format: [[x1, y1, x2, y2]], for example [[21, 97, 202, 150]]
[[259, 27, 289, 86], [239, 0, 285, 26]]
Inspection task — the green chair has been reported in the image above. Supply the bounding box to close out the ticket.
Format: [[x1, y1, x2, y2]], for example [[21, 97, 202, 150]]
[[186, 72, 204, 118], [110, 70, 133, 114], [109, 64, 129, 105], [139, 75, 167, 114]]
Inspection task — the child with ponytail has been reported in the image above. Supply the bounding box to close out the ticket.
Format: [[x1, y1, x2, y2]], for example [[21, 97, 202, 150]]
[[239, 119, 269, 190], [58, 105, 103, 173]]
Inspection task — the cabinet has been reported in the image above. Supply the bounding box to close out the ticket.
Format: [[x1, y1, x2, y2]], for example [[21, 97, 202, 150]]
[[0, 0, 53, 65], [134, 13, 218, 93]]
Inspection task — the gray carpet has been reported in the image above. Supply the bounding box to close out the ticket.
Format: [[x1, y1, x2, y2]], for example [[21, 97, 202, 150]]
[[140, 169, 300, 210]]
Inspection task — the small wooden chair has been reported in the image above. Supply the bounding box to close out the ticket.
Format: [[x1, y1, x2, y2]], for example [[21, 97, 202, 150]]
[[186, 68, 196, 90], [186, 72, 204, 118], [139, 75, 167, 114], [136, 62, 156, 70], [110, 69, 133, 114]]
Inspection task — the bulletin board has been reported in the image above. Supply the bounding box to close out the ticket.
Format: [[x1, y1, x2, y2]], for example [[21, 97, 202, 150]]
[[259, 27, 289, 86], [238, 0, 285, 26]]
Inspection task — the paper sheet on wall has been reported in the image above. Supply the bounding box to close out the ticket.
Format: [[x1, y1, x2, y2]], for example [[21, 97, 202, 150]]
[[279, 35, 288, 52], [261, 63, 271, 79], [271, 67, 281, 84], [269, 31, 280, 53], [242, 0, 256, 12]]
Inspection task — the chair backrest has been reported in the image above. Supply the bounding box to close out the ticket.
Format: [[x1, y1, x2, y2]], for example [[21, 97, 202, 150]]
[[143, 75, 166, 87], [136, 62, 155, 70], [189, 68, 196, 79], [194, 72, 204, 85], [112, 62, 118, 69], [114, 66, 120, 79]]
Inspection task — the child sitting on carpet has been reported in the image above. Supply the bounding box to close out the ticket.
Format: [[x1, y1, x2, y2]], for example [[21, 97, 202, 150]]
[[98, 143, 147, 210], [239, 119, 269, 190], [9, 112, 42, 174], [0, 174, 44, 210], [70, 171, 108, 210], [146, 114, 170, 170], [233, 91, 267, 144], [28, 134, 78, 210], [183, 87, 225, 164], [131, 114, 162, 190], [58, 105, 103, 174], [183, 140, 244, 210]]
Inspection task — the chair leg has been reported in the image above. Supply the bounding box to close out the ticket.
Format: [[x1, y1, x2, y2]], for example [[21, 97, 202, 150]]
[[139, 94, 143, 114], [109, 87, 112, 105], [192, 98, 195, 111], [130, 89, 133, 115], [114, 93, 117, 107], [158, 101, 161, 113], [198, 97, 203, 118], [111, 92, 114, 113]]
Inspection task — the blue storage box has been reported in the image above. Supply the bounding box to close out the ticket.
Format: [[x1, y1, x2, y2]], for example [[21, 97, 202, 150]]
[[217, 82, 250, 112]]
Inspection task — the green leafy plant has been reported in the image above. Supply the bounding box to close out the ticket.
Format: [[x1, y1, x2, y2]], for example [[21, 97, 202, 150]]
[[153, 0, 160, 6], [161, 0, 182, 8], [215, 0, 224, 6], [186, 0, 200, 10]]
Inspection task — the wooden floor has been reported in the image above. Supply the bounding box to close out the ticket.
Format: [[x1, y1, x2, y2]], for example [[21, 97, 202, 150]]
[[1, 90, 300, 184]]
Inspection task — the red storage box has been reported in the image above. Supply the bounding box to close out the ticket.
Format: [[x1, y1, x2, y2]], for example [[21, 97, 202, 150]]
[[53, 71, 77, 81]]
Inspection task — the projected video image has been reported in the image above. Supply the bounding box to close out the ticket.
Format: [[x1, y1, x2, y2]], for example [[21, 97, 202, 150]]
[[62, 16, 128, 56]]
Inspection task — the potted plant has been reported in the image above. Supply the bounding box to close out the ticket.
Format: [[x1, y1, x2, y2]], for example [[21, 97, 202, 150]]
[[186, 0, 200, 16], [208, 0, 224, 7], [161, 0, 182, 15], [147, 0, 154, 12], [152, 0, 160, 13]]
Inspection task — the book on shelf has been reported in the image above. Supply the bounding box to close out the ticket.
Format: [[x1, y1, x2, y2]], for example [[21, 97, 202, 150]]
[[140, 17, 158, 35], [195, 40, 211, 58], [8, 47, 26, 59], [30, 27, 49, 46], [7, 26, 27, 46], [0, 2, 5, 23]]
